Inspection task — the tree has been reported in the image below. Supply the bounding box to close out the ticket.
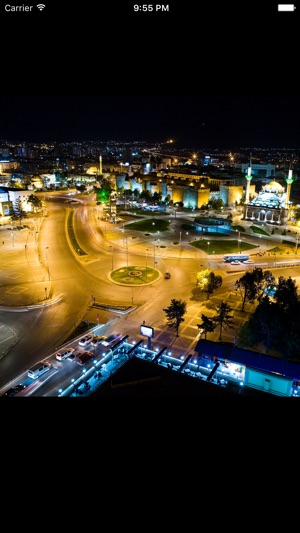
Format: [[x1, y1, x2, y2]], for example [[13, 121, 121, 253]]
[[205, 271, 223, 299], [274, 275, 299, 311], [196, 269, 222, 299], [27, 194, 42, 214], [197, 314, 216, 340], [238, 280, 300, 358], [163, 299, 187, 337], [11, 198, 27, 224], [235, 267, 274, 311], [212, 301, 234, 341], [97, 177, 113, 204]]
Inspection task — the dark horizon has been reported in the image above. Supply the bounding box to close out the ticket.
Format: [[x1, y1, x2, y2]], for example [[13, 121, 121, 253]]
[[1, 95, 300, 149]]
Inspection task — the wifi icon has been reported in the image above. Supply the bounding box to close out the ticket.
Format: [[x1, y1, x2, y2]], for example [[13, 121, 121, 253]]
[[36, 3, 46, 10]]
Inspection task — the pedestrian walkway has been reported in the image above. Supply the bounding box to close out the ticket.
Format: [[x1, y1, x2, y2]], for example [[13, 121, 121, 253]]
[[0, 221, 52, 308]]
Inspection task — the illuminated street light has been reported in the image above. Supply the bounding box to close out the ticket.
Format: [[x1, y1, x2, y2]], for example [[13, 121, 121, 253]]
[[109, 245, 114, 271], [45, 246, 50, 281], [207, 241, 210, 255], [125, 237, 128, 266]]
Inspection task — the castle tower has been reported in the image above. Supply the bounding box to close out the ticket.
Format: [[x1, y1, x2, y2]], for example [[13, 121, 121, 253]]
[[245, 156, 252, 203]]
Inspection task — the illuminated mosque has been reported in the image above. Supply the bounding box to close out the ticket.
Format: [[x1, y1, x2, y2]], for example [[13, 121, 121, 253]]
[[243, 159, 294, 225]]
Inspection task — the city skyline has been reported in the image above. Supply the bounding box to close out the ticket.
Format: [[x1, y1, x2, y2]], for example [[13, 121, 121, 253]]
[[1, 95, 300, 149]]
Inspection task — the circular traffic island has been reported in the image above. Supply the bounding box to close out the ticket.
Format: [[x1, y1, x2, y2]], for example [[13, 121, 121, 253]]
[[109, 265, 161, 285]]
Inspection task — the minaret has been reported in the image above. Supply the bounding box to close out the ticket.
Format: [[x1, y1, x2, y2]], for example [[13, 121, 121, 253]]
[[99, 155, 102, 174], [245, 155, 253, 203], [285, 161, 293, 208]]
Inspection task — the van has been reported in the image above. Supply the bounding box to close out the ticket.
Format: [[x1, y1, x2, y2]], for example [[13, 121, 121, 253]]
[[27, 361, 51, 379]]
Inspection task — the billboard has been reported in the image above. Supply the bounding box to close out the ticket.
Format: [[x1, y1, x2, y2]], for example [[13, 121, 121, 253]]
[[140, 325, 154, 338]]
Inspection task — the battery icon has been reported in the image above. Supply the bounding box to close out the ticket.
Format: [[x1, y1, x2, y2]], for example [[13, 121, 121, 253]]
[[278, 4, 296, 10]]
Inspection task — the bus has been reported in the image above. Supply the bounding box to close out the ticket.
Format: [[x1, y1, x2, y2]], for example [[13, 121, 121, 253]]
[[222, 254, 249, 263]]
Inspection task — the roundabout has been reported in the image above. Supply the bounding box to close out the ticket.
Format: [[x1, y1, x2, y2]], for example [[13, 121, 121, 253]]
[[108, 265, 162, 285]]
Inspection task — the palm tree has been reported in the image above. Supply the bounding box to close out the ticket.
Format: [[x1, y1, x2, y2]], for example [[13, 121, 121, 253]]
[[212, 301, 234, 341]]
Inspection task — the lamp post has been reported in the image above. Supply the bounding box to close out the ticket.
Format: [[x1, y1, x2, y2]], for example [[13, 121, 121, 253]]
[[179, 231, 182, 245], [125, 237, 128, 266], [45, 246, 50, 281], [153, 244, 156, 268], [207, 241, 210, 255], [236, 230, 241, 253], [110, 246, 114, 271], [146, 248, 148, 268]]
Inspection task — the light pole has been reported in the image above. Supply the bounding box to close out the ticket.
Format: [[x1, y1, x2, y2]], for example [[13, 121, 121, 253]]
[[179, 231, 182, 245], [207, 241, 210, 255], [45, 246, 50, 281], [153, 244, 156, 268], [110, 246, 114, 271], [125, 237, 128, 266], [236, 230, 241, 253], [146, 248, 148, 268]]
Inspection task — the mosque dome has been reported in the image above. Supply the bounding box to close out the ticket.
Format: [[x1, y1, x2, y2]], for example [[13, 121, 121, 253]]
[[263, 180, 284, 194]]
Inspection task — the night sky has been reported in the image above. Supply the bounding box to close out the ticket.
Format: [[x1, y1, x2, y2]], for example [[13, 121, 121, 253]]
[[1, 95, 300, 149]]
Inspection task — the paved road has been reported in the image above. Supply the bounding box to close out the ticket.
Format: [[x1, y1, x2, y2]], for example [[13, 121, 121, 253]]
[[1, 196, 300, 389]]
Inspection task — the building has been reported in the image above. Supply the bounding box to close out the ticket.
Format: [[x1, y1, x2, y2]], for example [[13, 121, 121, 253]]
[[243, 160, 294, 225], [235, 162, 276, 178]]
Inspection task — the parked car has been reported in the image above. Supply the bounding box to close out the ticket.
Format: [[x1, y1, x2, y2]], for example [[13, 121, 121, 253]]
[[27, 361, 52, 379], [79, 334, 94, 346], [68, 349, 84, 361], [91, 336, 107, 347], [101, 333, 122, 347], [55, 347, 75, 361], [76, 352, 94, 365], [2, 384, 26, 397]]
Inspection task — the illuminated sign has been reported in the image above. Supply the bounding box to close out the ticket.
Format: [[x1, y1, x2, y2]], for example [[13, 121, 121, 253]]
[[140, 325, 154, 338]]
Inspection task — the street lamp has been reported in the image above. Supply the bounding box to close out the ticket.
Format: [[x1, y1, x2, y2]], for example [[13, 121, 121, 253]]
[[146, 248, 148, 268], [153, 244, 156, 268], [110, 246, 114, 271], [45, 246, 50, 281], [125, 237, 128, 266], [236, 230, 241, 253], [296, 233, 299, 254], [207, 241, 210, 255], [179, 231, 182, 244]]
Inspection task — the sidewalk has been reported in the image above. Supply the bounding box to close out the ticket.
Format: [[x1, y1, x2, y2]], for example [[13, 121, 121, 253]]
[[0, 221, 52, 308]]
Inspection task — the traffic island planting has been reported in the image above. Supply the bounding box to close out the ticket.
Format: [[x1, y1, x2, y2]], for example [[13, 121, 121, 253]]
[[109, 266, 160, 285]]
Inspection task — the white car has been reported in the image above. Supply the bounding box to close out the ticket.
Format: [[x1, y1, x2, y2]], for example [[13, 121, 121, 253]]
[[79, 334, 94, 347], [91, 336, 107, 347], [243, 259, 254, 264], [101, 333, 122, 347], [56, 347, 75, 361], [231, 260, 241, 265]]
